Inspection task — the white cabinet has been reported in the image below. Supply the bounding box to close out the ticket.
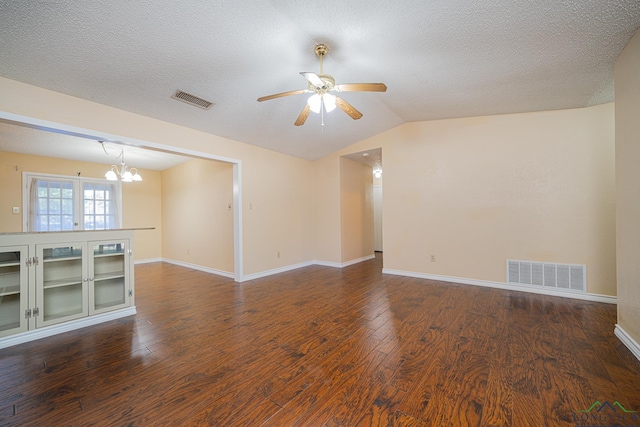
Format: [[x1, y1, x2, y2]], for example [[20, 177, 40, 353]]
[[0, 230, 137, 348], [37, 241, 88, 327], [89, 240, 131, 315], [0, 245, 29, 338]]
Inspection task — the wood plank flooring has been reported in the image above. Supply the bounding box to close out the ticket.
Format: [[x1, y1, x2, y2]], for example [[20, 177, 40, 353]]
[[1, 254, 640, 426]]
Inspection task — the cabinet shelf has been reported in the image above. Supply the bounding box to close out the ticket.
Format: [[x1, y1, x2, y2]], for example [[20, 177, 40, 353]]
[[43, 277, 83, 289], [93, 252, 125, 258], [94, 273, 125, 282], [43, 256, 82, 263], [0, 260, 20, 268], [0, 285, 20, 296]]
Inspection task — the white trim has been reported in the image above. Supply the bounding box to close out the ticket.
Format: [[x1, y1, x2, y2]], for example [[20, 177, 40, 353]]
[[614, 324, 640, 362], [0, 111, 243, 282], [0, 307, 136, 350], [162, 258, 234, 279], [341, 254, 376, 267], [134, 258, 163, 265], [382, 268, 617, 304], [314, 254, 376, 269], [314, 260, 343, 268], [233, 162, 243, 282], [239, 261, 314, 283]]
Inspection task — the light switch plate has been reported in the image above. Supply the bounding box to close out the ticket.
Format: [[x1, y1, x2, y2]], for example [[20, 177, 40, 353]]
[[12, 206, 20, 214]]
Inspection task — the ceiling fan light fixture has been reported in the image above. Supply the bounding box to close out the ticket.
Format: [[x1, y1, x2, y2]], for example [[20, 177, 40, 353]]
[[323, 93, 337, 112], [307, 94, 322, 113]]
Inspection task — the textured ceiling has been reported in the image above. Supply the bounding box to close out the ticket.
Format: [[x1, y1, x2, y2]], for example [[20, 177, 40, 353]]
[[0, 0, 639, 162]]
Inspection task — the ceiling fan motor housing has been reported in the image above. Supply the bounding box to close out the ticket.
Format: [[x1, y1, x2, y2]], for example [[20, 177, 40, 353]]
[[308, 74, 335, 94]]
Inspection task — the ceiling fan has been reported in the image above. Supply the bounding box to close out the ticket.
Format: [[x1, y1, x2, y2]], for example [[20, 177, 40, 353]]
[[257, 44, 387, 126]]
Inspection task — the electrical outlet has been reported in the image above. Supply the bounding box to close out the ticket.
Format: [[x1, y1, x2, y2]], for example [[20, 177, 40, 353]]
[[430, 255, 436, 262]]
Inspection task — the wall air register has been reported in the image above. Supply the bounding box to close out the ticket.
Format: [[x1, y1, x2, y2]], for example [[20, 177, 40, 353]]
[[507, 260, 586, 292], [171, 90, 214, 110]]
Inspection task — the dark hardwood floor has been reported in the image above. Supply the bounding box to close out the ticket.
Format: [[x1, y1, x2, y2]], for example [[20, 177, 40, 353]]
[[1, 254, 639, 426]]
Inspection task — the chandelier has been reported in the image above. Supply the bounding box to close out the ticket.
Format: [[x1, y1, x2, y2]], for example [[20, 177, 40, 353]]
[[100, 142, 142, 182]]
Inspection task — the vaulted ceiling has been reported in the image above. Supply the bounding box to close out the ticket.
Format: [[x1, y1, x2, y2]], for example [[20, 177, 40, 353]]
[[1, 1, 639, 162]]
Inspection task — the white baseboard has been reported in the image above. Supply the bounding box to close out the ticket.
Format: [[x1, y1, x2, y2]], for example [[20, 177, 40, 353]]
[[0, 307, 137, 350], [314, 254, 376, 269], [239, 261, 314, 282], [162, 258, 234, 279], [615, 324, 640, 362], [134, 258, 163, 265], [382, 268, 617, 304]]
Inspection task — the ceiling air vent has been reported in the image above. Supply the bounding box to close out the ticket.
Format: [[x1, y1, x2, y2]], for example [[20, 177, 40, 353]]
[[171, 90, 214, 110]]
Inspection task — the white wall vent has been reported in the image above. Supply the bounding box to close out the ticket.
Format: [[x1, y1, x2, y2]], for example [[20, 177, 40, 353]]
[[171, 90, 214, 110], [507, 260, 586, 292]]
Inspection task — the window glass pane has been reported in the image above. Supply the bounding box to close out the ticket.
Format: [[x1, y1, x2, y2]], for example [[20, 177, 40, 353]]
[[84, 200, 94, 215], [38, 185, 48, 197], [49, 184, 61, 198], [96, 201, 105, 215], [38, 198, 48, 214], [95, 190, 105, 200], [49, 199, 61, 214], [62, 215, 74, 230], [62, 199, 73, 215], [84, 216, 94, 229], [96, 216, 105, 229], [84, 189, 94, 200], [49, 216, 61, 231], [62, 188, 73, 198]]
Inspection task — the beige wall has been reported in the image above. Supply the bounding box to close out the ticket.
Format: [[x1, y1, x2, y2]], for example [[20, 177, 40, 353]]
[[0, 77, 315, 276], [0, 150, 162, 260], [313, 156, 341, 263], [316, 104, 616, 296], [340, 157, 374, 262], [162, 158, 234, 273], [0, 76, 618, 293], [615, 29, 640, 341]]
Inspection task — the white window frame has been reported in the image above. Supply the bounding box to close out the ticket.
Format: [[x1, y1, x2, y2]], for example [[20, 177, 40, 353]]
[[22, 172, 123, 232]]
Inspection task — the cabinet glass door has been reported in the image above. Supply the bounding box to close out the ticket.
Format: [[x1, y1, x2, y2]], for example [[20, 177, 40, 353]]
[[0, 246, 28, 338], [36, 242, 88, 327], [89, 240, 130, 315]]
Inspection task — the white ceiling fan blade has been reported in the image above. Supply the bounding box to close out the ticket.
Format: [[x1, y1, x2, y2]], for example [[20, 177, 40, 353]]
[[300, 72, 324, 86]]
